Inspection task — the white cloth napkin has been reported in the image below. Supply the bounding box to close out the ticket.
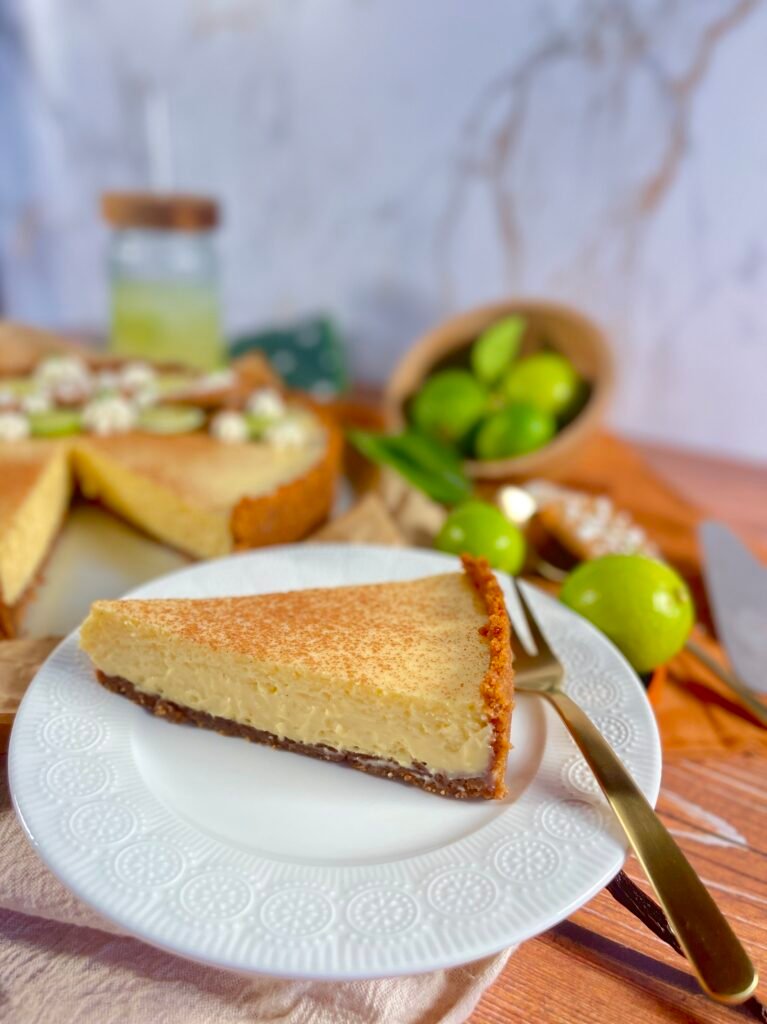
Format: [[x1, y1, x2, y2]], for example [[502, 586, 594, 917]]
[[0, 764, 511, 1023]]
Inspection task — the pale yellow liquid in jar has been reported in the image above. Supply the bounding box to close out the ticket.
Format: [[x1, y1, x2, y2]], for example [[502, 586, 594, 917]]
[[110, 280, 225, 370]]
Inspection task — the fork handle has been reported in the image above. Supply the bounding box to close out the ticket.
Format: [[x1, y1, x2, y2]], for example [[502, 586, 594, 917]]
[[545, 689, 758, 1004]]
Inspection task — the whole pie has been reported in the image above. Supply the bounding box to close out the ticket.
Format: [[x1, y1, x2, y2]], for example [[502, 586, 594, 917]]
[[0, 328, 342, 637], [79, 555, 514, 799]]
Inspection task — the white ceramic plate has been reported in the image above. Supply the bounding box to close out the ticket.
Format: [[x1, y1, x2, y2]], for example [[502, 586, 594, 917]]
[[10, 544, 661, 980]]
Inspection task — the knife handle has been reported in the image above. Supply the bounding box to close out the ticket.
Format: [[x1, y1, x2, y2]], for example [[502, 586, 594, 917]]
[[685, 639, 767, 729]]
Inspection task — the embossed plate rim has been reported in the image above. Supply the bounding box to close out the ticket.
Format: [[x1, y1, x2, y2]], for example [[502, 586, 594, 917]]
[[10, 544, 662, 979]]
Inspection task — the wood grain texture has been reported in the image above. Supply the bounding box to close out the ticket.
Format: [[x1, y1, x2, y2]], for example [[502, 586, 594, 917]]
[[469, 437, 767, 1023], [638, 442, 767, 548]]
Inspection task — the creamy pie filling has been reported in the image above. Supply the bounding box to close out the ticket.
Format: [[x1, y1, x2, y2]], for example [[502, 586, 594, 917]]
[[0, 447, 71, 605], [72, 412, 327, 559], [80, 610, 495, 777]]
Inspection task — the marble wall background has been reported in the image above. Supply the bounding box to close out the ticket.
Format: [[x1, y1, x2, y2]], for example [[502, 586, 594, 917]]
[[1, 0, 766, 460]]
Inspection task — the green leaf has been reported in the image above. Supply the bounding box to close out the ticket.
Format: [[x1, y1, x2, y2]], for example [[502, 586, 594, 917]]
[[347, 429, 472, 506], [388, 429, 463, 472], [471, 315, 526, 384]]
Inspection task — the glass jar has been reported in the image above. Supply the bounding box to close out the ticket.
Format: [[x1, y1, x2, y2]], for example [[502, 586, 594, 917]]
[[102, 192, 225, 370]]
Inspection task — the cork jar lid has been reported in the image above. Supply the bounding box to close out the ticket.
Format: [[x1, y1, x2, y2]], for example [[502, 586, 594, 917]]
[[101, 192, 219, 231]]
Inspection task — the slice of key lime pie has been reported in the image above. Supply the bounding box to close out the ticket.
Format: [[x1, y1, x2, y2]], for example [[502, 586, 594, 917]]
[[80, 555, 514, 799]]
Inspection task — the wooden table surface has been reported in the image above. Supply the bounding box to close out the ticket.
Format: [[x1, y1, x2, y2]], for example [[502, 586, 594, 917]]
[[2, 411, 764, 1021], [470, 439, 767, 1024]]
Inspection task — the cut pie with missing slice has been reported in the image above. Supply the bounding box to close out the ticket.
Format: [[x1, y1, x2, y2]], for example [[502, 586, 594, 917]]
[[0, 325, 343, 639], [79, 555, 514, 799]]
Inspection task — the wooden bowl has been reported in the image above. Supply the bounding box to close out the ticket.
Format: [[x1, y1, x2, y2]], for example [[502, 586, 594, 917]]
[[384, 299, 615, 481]]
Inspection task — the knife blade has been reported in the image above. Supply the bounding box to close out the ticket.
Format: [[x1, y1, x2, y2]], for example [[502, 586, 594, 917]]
[[699, 521, 767, 694]]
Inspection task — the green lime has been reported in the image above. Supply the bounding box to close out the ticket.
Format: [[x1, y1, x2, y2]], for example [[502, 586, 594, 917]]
[[560, 555, 695, 673], [410, 370, 487, 444], [471, 315, 526, 384], [138, 405, 205, 435], [436, 501, 526, 574], [474, 404, 555, 459], [502, 351, 580, 417], [28, 409, 83, 437]]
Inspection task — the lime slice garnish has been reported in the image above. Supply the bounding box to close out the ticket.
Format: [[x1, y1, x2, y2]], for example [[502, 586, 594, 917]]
[[154, 372, 198, 397], [28, 409, 83, 438], [1, 376, 37, 398], [244, 412, 272, 439], [471, 315, 526, 384], [138, 405, 205, 435]]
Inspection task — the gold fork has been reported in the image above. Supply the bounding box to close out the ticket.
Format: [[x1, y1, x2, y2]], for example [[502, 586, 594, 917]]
[[510, 579, 758, 1005]]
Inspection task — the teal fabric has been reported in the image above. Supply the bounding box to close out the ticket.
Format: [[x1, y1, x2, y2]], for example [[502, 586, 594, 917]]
[[230, 317, 349, 397]]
